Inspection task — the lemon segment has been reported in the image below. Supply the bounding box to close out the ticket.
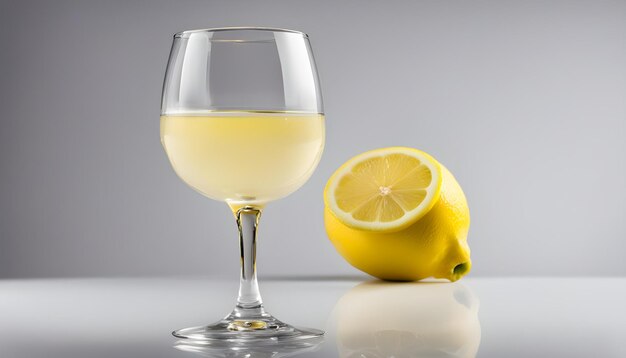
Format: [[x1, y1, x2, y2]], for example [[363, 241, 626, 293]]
[[324, 147, 442, 232]]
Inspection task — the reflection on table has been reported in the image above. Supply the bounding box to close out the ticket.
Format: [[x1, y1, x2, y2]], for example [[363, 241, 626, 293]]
[[333, 280, 481, 358]]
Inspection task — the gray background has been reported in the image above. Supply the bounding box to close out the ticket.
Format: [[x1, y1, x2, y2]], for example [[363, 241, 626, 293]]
[[0, 0, 624, 279]]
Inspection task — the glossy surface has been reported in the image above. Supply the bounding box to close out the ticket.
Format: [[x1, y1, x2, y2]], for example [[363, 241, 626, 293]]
[[1, 277, 625, 357]]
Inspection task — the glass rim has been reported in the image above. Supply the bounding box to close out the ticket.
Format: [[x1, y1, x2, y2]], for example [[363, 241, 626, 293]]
[[174, 27, 308, 38]]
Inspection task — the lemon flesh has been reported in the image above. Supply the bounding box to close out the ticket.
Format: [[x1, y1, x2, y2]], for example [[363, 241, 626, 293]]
[[325, 147, 442, 232]]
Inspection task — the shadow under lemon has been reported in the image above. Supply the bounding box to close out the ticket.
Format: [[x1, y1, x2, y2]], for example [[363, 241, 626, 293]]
[[332, 280, 481, 358]]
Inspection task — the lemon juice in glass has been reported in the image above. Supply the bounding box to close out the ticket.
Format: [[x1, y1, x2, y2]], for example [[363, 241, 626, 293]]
[[160, 28, 324, 342], [161, 112, 324, 208]]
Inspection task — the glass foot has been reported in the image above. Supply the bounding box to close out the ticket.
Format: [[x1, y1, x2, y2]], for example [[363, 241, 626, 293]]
[[174, 336, 324, 358], [173, 307, 324, 342]]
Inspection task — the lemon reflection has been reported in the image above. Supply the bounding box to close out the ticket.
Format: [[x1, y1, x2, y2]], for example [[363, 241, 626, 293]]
[[334, 281, 481, 358]]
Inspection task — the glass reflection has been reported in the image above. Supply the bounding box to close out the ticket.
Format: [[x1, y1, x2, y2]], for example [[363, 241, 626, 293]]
[[333, 281, 481, 358], [173, 336, 323, 358]]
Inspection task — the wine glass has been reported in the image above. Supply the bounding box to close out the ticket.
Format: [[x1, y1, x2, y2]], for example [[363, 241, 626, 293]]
[[160, 27, 325, 341]]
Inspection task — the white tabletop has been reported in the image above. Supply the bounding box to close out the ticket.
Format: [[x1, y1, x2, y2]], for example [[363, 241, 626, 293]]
[[1, 277, 625, 357]]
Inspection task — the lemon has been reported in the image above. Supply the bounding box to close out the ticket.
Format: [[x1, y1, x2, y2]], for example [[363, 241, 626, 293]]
[[324, 147, 471, 282]]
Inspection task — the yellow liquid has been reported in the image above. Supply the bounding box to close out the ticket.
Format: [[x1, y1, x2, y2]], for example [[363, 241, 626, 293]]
[[160, 112, 325, 209]]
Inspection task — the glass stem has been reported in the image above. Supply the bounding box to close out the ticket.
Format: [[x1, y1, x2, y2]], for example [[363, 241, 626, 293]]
[[235, 206, 263, 310]]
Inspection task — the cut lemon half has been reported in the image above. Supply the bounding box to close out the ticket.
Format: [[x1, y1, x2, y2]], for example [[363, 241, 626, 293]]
[[324, 147, 442, 232]]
